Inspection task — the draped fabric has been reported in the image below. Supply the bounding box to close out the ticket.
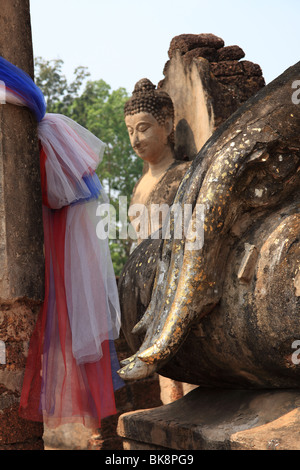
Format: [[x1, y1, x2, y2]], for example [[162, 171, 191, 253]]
[[0, 56, 123, 428], [0, 56, 46, 121]]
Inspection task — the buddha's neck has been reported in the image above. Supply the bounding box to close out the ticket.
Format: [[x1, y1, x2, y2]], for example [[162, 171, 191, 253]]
[[147, 150, 175, 178]]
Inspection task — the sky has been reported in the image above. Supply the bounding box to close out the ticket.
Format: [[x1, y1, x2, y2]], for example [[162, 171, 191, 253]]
[[29, 0, 300, 93]]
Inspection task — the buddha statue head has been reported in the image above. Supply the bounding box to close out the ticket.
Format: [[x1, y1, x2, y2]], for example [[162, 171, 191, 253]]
[[124, 79, 175, 166]]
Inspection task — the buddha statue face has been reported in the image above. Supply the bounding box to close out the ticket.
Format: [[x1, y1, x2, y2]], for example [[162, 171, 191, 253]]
[[125, 111, 173, 165], [124, 78, 175, 165]]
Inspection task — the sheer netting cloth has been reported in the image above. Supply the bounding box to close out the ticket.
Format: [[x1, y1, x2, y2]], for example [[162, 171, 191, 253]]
[[0, 56, 124, 429]]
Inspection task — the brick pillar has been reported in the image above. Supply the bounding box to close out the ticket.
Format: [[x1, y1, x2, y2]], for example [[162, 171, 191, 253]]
[[0, 0, 45, 450]]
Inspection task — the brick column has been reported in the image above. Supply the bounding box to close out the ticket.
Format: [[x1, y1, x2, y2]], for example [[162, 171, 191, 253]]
[[0, 0, 45, 450]]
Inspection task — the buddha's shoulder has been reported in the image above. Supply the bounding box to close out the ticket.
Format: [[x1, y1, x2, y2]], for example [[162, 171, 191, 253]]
[[164, 160, 192, 181]]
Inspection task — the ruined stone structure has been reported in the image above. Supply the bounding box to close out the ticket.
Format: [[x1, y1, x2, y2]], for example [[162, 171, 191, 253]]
[[160, 33, 265, 160], [118, 35, 300, 449], [118, 34, 268, 403], [0, 0, 45, 450], [118, 34, 272, 382], [119, 52, 300, 387]]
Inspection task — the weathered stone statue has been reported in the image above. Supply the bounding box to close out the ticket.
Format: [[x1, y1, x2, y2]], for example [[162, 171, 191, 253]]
[[119, 79, 191, 381], [118, 61, 300, 389], [124, 78, 191, 243], [122, 79, 194, 399]]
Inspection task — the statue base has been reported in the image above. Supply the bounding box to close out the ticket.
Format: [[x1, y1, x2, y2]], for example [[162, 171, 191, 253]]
[[117, 387, 300, 450]]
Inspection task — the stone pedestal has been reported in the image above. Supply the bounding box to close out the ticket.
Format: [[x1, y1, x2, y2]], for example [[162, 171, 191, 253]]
[[117, 387, 300, 450]]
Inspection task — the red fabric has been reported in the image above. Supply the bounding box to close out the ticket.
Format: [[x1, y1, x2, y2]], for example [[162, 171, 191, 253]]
[[19, 153, 117, 428]]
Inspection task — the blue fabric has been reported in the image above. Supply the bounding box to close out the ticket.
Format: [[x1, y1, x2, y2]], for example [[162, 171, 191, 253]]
[[109, 341, 125, 391], [70, 172, 103, 206], [0, 56, 46, 122], [82, 172, 103, 200]]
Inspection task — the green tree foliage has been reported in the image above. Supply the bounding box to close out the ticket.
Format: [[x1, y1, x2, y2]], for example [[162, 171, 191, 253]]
[[35, 57, 143, 274], [35, 57, 90, 114]]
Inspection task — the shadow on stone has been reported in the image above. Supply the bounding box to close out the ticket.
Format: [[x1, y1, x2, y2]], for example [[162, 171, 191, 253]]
[[118, 387, 300, 450]]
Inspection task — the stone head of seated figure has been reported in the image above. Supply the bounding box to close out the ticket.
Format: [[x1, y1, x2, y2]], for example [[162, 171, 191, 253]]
[[124, 78, 175, 167], [124, 79, 191, 243]]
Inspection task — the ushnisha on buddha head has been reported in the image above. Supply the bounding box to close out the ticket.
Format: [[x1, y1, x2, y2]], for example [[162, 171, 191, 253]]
[[124, 79, 175, 166]]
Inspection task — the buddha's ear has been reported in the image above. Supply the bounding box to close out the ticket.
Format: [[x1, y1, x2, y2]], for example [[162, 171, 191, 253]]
[[164, 116, 174, 137]]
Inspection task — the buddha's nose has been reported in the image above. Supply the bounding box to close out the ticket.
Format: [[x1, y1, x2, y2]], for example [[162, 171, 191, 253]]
[[133, 133, 140, 148]]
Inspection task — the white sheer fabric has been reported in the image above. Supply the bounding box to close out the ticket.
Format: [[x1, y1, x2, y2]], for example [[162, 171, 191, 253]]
[[3, 88, 26, 107], [0, 56, 124, 423], [38, 113, 121, 364], [65, 201, 121, 364], [38, 114, 106, 209]]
